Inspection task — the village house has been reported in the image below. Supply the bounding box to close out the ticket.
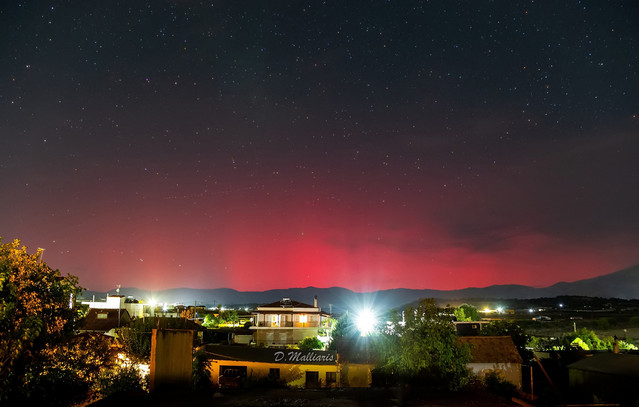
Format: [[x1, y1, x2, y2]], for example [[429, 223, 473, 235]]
[[457, 336, 523, 389], [251, 297, 331, 347], [202, 345, 373, 389], [79, 308, 132, 336], [82, 294, 146, 318]]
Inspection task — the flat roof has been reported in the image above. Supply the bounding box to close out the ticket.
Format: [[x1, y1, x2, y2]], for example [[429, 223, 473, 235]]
[[568, 353, 639, 378]]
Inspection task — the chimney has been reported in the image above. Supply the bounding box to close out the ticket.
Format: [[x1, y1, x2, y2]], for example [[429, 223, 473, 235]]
[[314, 295, 318, 308]]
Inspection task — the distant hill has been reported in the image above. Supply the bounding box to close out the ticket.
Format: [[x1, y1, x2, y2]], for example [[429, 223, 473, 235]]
[[82, 263, 639, 312]]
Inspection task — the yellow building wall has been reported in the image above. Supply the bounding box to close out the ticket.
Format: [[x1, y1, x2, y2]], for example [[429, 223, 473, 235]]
[[207, 359, 338, 388], [339, 363, 374, 388]]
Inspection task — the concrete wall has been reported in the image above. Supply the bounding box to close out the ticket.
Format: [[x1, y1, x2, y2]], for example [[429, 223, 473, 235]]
[[150, 329, 193, 392]]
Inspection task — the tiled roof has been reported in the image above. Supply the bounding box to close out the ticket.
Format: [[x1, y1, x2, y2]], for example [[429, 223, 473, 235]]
[[457, 336, 523, 364], [81, 308, 131, 332], [258, 299, 316, 308]]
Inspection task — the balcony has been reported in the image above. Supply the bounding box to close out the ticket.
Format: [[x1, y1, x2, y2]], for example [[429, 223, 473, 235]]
[[258, 321, 294, 327]]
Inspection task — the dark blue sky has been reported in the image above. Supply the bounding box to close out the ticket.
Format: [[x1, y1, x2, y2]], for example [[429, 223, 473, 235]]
[[1, 1, 638, 291]]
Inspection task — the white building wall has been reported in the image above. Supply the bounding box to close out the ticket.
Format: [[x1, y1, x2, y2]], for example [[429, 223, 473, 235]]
[[467, 362, 522, 389]]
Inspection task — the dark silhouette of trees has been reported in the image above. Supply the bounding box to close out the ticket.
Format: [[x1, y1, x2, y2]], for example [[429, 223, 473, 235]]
[[376, 298, 471, 390]]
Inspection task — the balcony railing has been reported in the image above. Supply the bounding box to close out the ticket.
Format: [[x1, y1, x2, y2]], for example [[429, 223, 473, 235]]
[[258, 321, 322, 327]]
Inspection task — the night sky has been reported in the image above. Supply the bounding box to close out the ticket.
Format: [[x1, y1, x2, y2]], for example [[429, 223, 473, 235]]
[[2, 1, 638, 292]]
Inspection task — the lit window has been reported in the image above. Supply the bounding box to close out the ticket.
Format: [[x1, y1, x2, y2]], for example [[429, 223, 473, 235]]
[[299, 314, 307, 323]]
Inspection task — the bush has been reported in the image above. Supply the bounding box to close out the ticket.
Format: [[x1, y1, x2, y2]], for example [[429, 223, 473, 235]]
[[26, 367, 90, 406], [97, 365, 147, 398], [298, 336, 323, 350], [192, 350, 211, 391], [483, 371, 517, 398]]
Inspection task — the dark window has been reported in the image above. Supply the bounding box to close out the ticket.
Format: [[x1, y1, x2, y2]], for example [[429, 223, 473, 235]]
[[326, 371, 336, 384], [269, 368, 280, 380], [219, 366, 247, 389], [306, 371, 319, 383], [220, 365, 247, 377]]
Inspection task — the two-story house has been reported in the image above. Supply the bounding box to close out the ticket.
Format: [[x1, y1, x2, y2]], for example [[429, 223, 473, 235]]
[[251, 297, 330, 347]]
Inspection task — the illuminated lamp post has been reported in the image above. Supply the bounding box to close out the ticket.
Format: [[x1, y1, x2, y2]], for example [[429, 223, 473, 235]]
[[354, 308, 377, 337]]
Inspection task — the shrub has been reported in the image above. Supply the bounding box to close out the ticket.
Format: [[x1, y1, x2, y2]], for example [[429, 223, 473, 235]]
[[483, 371, 517, 398], [97, 365, 147, 398], [298, 336, 323, 350], [192, 350, 211, 391]]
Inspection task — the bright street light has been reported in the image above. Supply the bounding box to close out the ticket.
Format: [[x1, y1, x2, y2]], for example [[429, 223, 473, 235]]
[[354, 308, 377, 336]]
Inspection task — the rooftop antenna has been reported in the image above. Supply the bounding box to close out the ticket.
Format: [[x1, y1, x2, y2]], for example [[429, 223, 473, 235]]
[[117, 285, 121, 327]]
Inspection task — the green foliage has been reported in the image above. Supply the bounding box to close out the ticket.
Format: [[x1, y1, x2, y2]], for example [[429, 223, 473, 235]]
[[97, 365, 147, 398], [564, 328, 607, 350], [203, 310, 240, 327], [117, 318, 155, 361], [483, 371, 517, 398], [220, 309, 239, 325], [377, 298, 471, 391], [328, 312, 357, 351], [203, 313, 219, 328], [630, 316, 639, 326], [192, 350, 212, 391], [298, 336, 323, 350], [601, 336, 638, 351], [480, 320, 529, 359], [528, 335, 562, 351], [570, 337, 592, 350], [0, 238, 84, 402], [454, 304, 480, 322], [117, 317, 196, 361], [26, 367, 89, 406]]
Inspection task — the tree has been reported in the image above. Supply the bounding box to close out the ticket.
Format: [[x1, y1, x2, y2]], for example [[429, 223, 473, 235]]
[[0, 238, 83, 402], [220, 309, 239, 326], [25, 335, 114, 406], [298, 336, 323, 350], [180, 308, 195, 319], [328, 312, 357, 351], [480, 319, 530, 359], [117, 317, 198, 362], [97, 365, 147, 398], [564, 328, 607, 351], [453, 304, 480, 321], [203, 313, 219, 328], [377, 298, 471, 390]]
